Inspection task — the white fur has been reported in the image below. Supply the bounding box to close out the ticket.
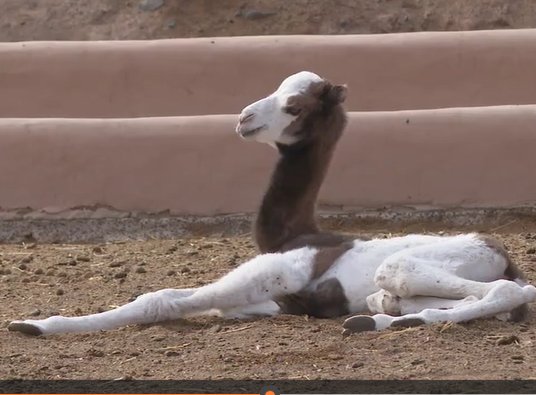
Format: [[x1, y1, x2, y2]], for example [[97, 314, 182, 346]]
[[9, 233, 536, 335], [235, 71, 322, 145]]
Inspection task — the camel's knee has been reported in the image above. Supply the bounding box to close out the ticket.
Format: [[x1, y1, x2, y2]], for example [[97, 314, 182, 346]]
[[482, 280, 530, 316], [135, 288, 195, 303], [366, 290, 401, 315], [523, 284, 536, 303], [374, 257, 414, 297], [130, 288, 193, 321]]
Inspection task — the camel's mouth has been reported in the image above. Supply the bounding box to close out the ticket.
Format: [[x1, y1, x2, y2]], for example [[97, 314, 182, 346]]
[[239, 125, 266, 138]]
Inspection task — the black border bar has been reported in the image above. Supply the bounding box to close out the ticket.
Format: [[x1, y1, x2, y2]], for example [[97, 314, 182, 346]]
[[0, 380, 535, 394]]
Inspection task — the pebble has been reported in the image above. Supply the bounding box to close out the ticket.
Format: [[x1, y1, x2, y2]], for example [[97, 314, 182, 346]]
[[21, 256, 33, 264], [208, 324, 222, 333], [138, 0, 164, 12], [76, 255, 91, 262], [526, 247, 536, 254], [166, 246, 178, 254], [56, 289, 65, 296], [328, 353, 343, 360], [411, 358, 425, 365], [34, 268, 44, 275], [180, 267, 191, 273], [351, 361, 364, 368], [135, 266, 147, 274], [496, 335, 519, 345], [92, 246, 104, 254], [166, 270, 176, 276], [29, 309, 41, 317], [511, 355, 524, 364], [87, 349, 105, 357], [114, 271, 127, 279], [164, 350, 180, 357], [109, 261, 124, 268], [18, 263, 28, 270]]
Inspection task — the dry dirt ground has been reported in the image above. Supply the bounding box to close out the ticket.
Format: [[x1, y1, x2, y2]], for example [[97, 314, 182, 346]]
[[2, 0, 536, 41], [1, 224, 536, 380]]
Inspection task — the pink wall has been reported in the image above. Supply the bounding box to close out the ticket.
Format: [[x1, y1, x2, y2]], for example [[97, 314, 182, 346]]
[[1, 106, 535, 216], [2, 29, 536, 117], [1, 30, 535, 216]]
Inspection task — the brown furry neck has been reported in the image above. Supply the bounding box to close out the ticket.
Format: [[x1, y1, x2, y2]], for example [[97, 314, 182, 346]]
[[254, 105, 347, 253]]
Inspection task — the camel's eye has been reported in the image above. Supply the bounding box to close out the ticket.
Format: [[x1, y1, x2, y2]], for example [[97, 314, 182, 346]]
[[284, 106, 301, 116]]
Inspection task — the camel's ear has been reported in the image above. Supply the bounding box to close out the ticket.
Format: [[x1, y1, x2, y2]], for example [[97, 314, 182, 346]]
[[321, 83, 347, 105], [327, 84, 347, 104]]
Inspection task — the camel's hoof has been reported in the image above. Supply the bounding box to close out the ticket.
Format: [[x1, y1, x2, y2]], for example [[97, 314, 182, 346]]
[[342, 315, 376, 333], [391, 318, 425, 328], [8, 322, 43, 336]]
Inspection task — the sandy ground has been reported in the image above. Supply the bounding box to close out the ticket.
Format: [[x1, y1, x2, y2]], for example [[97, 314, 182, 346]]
[[1, 224, 536, 380], [2, 0, 536, 42]]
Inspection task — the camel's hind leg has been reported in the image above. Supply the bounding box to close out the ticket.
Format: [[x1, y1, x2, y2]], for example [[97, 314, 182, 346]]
[[343, 239, 536, 333], [366, 288, 480, 316], [344, 277, 536, 333]]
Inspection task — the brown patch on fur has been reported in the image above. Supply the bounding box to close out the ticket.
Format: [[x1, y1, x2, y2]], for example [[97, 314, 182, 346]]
[[479, 234, 529, 322], [310, 241, 354, 279], [277, 278, 350, 318], [478, 234, 527, 282], [276, 240, 353, 318], [254, 78, 348, 254], [280, 232, 355, 251]]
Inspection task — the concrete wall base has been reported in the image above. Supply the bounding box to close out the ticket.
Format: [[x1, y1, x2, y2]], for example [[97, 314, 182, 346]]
[[3, 207, 535, 244]]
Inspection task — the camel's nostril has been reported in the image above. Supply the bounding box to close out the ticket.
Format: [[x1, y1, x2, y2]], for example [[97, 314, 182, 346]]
[[239, 113, 255, 124]]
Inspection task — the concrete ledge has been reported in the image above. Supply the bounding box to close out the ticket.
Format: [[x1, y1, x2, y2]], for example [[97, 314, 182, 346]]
[[1, 105, 535, 217], [3, 208, 536, 244], [2, 29, 536, 117]]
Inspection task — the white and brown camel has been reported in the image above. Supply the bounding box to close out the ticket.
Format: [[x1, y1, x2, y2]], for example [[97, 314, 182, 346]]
[[8, 71, 536, 336]]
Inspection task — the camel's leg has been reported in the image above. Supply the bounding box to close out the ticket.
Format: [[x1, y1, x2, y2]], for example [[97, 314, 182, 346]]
[[8, 288, 197, 336], [343, 255, 536, 333], [366, 288, 479, 315], [345, 280, 536, 332], [8, 248, 316, 336]]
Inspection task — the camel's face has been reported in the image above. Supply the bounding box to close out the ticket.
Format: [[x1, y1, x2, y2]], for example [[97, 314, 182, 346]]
[[236, 71, 345, 146]]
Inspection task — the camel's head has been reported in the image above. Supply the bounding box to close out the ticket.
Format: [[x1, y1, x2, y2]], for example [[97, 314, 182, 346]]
[[235, 71, 347, 147]]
